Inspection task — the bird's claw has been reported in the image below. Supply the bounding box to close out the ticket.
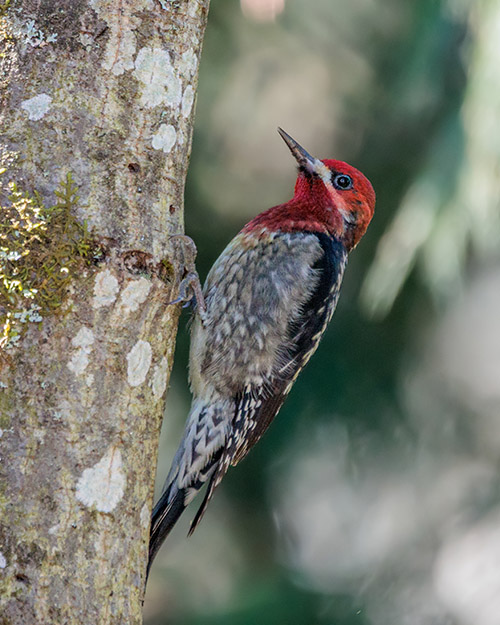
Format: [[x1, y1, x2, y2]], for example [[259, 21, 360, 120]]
[[168, 236, 207, 325]]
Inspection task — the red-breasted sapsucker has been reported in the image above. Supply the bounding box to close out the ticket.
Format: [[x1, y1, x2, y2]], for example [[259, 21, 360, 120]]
[[148, 129, 375, 576]]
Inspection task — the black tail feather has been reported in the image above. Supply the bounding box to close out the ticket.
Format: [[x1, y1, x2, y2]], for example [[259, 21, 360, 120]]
[[146, 450, 225, 582], [147, 487, 186, 580], [187, 471, 218, 536], [187, 450, 226, 536]]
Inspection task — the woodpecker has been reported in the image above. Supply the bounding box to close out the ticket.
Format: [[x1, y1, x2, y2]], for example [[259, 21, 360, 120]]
[[148, 128, 375, 576]]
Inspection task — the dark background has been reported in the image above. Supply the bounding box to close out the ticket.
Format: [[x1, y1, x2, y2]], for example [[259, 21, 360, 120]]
[[145, 1, 500, 623]]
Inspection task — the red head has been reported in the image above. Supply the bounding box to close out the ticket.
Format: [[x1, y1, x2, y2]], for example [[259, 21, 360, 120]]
[[245, 129, 375, 251]]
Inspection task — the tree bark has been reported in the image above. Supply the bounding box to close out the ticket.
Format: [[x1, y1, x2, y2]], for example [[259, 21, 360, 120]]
[[0, 0, 209, 623]]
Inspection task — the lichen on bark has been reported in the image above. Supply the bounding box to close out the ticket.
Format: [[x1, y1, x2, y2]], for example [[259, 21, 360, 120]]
[[0, 0, 210, 623]]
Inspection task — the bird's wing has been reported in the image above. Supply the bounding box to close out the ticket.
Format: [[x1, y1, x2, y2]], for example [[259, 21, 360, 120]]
[[231, 232, 347, 463], [188, 234, 347, 532]]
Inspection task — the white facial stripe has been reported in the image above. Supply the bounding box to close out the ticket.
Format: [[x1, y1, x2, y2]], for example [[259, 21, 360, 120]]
[[338, 207, 356, 223], [322, 177, 352, 220], [314, 160, 332, 181], [312, 161, 355, 223]]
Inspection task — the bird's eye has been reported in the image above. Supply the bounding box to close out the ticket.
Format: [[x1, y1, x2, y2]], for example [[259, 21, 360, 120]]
[[332, 174, 353, 190]]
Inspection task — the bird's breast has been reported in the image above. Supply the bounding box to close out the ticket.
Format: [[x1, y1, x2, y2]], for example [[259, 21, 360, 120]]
[[189, 231, 325, 397]]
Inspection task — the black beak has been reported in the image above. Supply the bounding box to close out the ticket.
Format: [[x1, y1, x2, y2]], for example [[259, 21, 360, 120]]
[[277, 127, 320, 175]]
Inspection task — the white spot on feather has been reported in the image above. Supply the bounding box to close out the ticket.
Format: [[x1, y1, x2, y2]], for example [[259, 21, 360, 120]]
[[152, 124, 177, 153], [127, 340, 152, 386], [76, 447, 126, 513], [0, 552, 6, 568], [21, 94, 52, 121], [93, 269, 119, 308]]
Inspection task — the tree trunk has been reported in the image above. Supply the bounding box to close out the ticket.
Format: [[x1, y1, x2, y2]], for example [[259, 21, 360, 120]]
[[0, 0, 209, 623]]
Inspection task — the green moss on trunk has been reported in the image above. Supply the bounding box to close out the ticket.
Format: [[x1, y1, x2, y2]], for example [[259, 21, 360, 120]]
[[0, 173, 103, 348]]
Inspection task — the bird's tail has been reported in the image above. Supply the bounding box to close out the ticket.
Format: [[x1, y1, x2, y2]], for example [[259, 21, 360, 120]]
[[147, 485, 187, 580], [146, 399, 231, 580], [146, 453, 223, 580]]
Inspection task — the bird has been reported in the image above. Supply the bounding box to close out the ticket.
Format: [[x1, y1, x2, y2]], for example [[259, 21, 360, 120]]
[[147, 128, 375, 577]]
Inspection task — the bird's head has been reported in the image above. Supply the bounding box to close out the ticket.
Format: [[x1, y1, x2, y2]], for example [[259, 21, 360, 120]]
[[276, 128, 375, 250]]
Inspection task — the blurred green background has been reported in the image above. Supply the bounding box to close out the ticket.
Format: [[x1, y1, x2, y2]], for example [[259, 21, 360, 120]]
[[145, 1, 500, 623]]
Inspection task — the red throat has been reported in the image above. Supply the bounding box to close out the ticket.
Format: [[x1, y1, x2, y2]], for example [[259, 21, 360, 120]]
[[244, 177, 342, 237]]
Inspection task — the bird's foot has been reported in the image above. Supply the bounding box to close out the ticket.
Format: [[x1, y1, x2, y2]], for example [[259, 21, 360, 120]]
[[168, 235, 207, 323]]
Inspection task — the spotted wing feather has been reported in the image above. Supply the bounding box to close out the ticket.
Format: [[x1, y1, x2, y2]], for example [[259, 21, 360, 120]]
[[188, 234, 347, 532]]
